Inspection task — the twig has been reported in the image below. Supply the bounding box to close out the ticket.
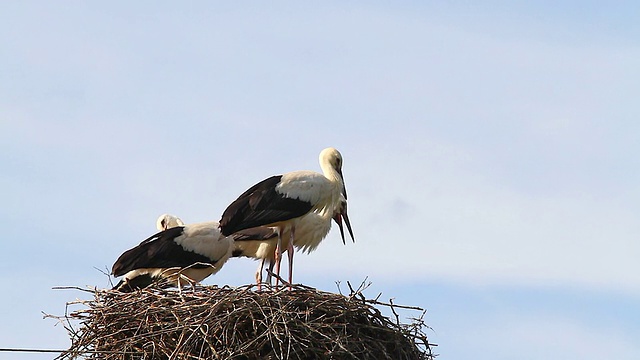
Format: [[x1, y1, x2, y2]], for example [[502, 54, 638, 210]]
[[52, 286, 98, 294]]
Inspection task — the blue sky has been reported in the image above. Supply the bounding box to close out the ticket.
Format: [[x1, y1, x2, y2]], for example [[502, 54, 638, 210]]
[[1, 2, 639, 358]]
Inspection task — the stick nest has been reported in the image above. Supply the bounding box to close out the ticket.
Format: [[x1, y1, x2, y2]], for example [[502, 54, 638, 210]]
[[52, 283, 435, 360]]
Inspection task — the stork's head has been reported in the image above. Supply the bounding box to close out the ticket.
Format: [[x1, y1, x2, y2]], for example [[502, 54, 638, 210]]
[[156, 214, 185, 231], [320, 147, 343, 171]]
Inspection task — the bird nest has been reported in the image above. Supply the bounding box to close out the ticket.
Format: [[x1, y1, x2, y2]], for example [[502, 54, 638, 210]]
[[50, 282, 436, 360]]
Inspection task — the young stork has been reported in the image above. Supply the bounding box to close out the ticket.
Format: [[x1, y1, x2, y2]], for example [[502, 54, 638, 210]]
[[111, 220, 233, 292], [220, 147, 348, 286], [154, 214, 284, 290]]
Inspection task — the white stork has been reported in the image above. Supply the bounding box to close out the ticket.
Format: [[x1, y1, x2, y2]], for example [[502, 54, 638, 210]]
[[151, 215, 285, 289], [219, 147, 348, 286], [112, 219, 233, 292]]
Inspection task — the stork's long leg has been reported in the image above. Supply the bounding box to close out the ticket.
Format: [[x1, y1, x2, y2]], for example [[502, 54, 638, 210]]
[[266, 259, 275, 285], [255, 259, 265, 291], [274, 225, 284, 288], [287, 225, 295, 289]]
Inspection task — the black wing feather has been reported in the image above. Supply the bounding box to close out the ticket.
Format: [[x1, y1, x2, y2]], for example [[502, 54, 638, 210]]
[[112, 227, 214, 277], [219, 175, 313, 236], [232, 226, 279, 241]]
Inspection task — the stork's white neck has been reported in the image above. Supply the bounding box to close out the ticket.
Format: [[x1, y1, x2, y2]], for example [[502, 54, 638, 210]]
[[318, 148, 343, 185], [320, 161, 343, 184], [317, 148, 345, 213]]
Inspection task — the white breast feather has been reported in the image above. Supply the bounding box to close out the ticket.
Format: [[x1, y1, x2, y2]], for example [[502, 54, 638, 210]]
[[290, 209, 333, 253], [175, 221, 233, 262]]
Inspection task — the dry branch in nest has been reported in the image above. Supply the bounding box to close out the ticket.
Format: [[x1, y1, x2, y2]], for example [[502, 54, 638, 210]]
[[50, 282, 435, 360]]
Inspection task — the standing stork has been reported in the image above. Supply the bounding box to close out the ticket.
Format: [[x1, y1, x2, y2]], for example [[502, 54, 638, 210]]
[[112, 220, 233, 292], [219, 147, 348, 286]]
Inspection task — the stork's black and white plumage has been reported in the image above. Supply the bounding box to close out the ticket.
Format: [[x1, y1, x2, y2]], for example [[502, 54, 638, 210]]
[[232, 195, 354, 287], [220, 147, 348, 286], [112, 221, 233, 292], [154, 214, 281, 288]]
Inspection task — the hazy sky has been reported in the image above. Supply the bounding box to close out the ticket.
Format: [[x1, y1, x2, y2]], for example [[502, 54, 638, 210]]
[[1, 2, 639, 359]]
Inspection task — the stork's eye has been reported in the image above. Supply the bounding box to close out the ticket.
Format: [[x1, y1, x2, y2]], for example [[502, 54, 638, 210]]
[[161, 219, 166, 228]]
